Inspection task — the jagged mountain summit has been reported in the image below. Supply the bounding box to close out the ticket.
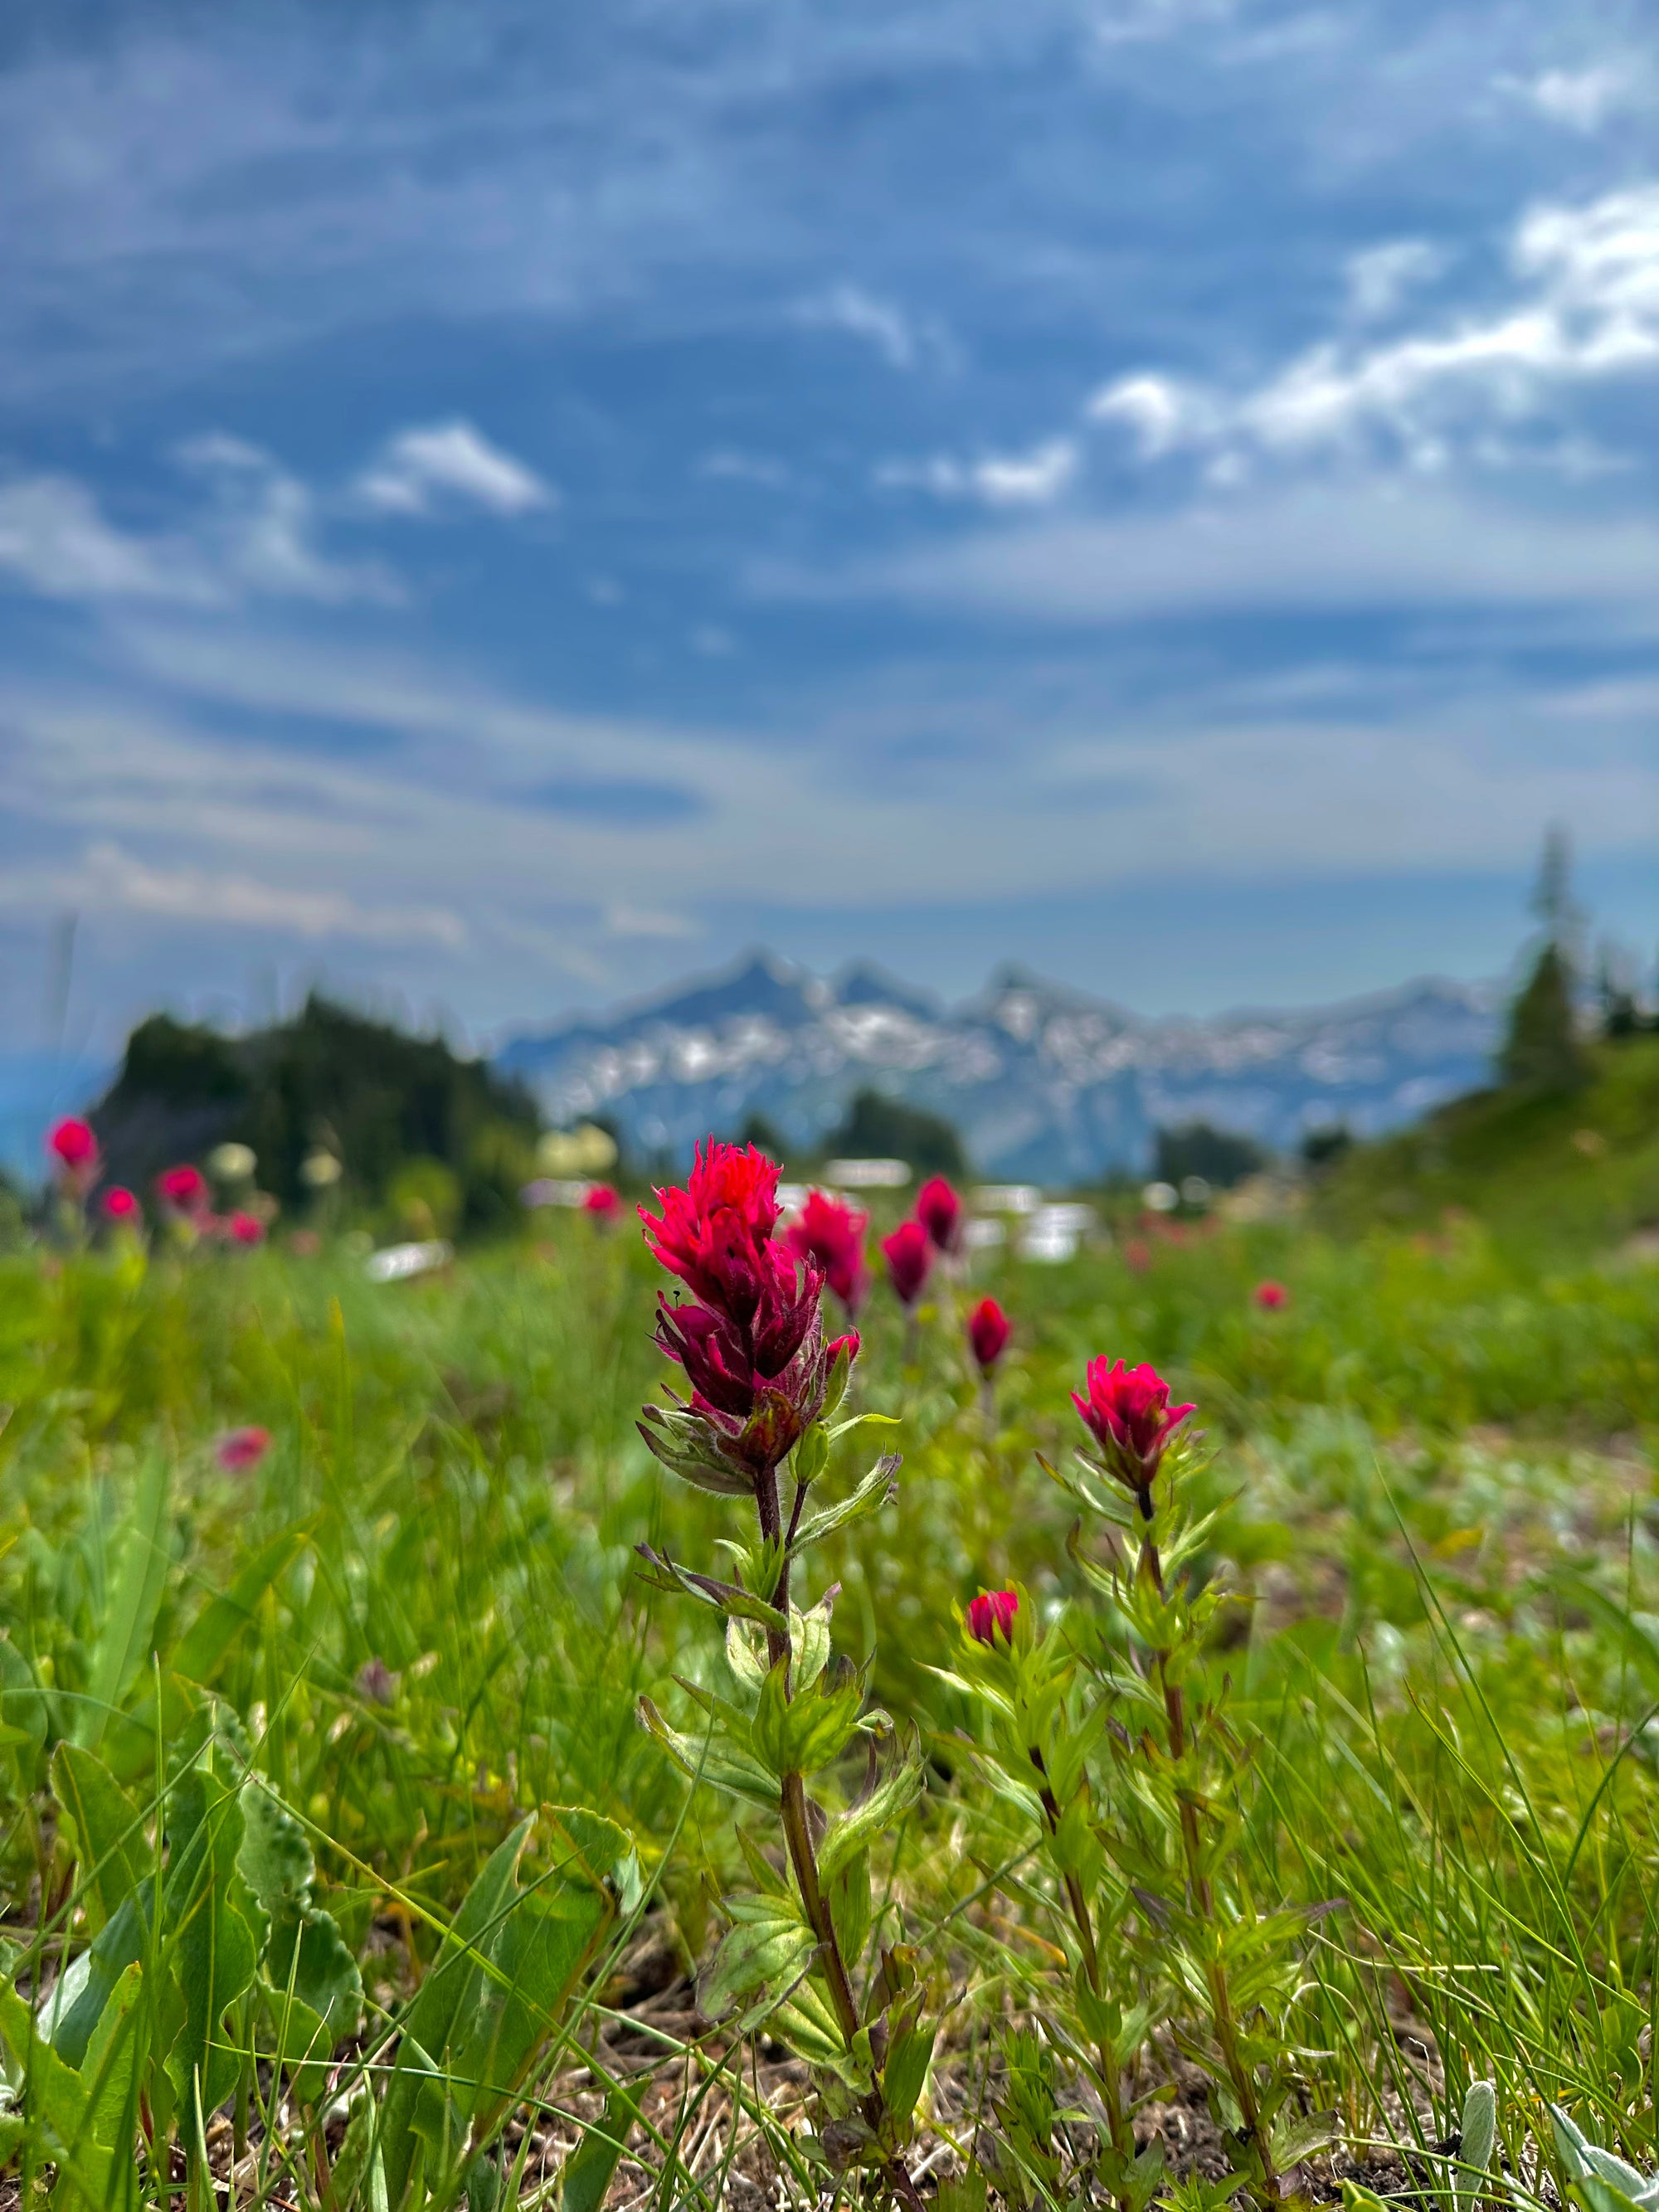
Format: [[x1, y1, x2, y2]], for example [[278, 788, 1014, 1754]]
[[495, 951, 1501, 1184]]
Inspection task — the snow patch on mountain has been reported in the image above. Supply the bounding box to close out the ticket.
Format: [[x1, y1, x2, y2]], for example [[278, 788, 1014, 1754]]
[[495, 950, 1500, 1182]]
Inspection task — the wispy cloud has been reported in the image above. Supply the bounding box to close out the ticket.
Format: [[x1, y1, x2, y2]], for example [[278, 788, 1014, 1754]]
[[0, 479, 216, 604], [877, 438, 1078, 508], [357, 421, 553, 518], [0, 445, 393, 609], [818, 479, 1659, 622], [1344, 240, 1448, 323], [1508, 63, 1642, 133], [793, 284, 949, 372]]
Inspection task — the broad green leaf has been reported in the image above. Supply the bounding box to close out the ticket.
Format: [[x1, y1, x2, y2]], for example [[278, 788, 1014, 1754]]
[[636, 1695, 780, 1808], [699, 1894, 816, 2020], [77, 1455, 171, 1750], [51, 1743, 146, 1933], [561, 2079, 642, 2212], [379, 1816, 537, 2210], [163, 1765, 259, 2115], [817, 1741, 927, 1884]]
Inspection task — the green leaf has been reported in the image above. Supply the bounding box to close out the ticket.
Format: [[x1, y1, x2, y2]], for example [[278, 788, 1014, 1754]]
[[561, 2079, 642, 2212], [752, 1657, 864, 1779], [1458, 2079, 1497, 2209], [51, 1743, 147, 1933], [636, 1694, 781, 1808], [379, 1808, 630, 2209], [791, 1456, 901, 1553], [77, 1455, 171, 1750], [826, 1847, 871, 1975], [817, 1738, 927, 1884], [163, 1765, 259, 2116], [699, 1894, 818, 2020], [881, 2015, 936, 2131]]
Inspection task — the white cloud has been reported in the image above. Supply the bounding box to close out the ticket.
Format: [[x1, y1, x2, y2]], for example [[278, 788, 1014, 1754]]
[[819, 479, 1659, 621], [1345, 240, 1447, 323], [878, 437, 1079, 508], [0, 477, 217, 603], [0, 449, 393, 609], [1089, 186, 1659, 472], [793, 284, 932, 371], [358, 420, 552, 518], [1514, 64, 1633, 132], [39, 841, 469, 946]]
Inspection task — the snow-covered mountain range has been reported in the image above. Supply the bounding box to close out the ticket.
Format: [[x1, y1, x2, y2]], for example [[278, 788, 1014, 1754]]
[[495, 953, 1501, 1184]]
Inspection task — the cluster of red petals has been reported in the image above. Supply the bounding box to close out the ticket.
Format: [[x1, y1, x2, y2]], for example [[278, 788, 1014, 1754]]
[[640, 1140, 782, 1325], [880, 1218, 932, 1308], [157, 1163, 209, 1212], [1253, 1279, 1288, 1310], [642, 1140, 849, 1483], [102, 1186, 139, 1223], [786, 1189, 869, 1315], [966, 1587, 1019, 1646], [226, 1211, 265, 1247], [1073, 1356, 1194, 1494], [916, 1175, 963, 1256], [966, 1296, 1011, 1375], [48, 1117, 99, 1175], [583, 1183, 621, 1222], [216, 1424, 272, 1474]]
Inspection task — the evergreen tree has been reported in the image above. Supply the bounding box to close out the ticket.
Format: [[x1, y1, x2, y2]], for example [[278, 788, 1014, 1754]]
[[1500, 832, 1590, 1094]]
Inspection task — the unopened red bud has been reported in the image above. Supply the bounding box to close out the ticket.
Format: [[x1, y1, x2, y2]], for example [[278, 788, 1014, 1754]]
[[966, 1588, 1019, 1646]]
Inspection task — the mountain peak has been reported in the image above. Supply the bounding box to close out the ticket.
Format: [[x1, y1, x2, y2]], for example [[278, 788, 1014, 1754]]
[[497, 954, 1500, 1181]]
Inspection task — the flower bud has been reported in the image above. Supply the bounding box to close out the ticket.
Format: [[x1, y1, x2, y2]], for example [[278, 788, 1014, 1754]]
[[966, 1296, 1010, 1375], [966, 1588, 1019, 1646], [916, 1176, 963, 1256], [881, 1219, 932, 1309]]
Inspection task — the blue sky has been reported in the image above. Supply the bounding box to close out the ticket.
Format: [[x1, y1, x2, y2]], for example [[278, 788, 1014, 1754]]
[[1, 0, 1657, 1070]]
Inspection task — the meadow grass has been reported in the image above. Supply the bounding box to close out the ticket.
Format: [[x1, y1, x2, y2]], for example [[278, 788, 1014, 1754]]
[[1, 1208, 1657, 2207]]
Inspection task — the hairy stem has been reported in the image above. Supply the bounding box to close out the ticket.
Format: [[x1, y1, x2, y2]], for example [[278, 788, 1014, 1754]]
[[1138, 1519, 1280, 2200], [1029, 1748, 1136, 2198], [759, 1472, 923, 2212]]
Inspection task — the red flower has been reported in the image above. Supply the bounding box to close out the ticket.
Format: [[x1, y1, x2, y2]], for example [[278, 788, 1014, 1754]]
[[1253, 1279, 1287, 1310], [1073, 1357, 1194, 1495], [48, 1117, 98, 1179], [157, 1163, 208, 1212], [882, 1218, 932, 1308], [966, 1296, 1010, 1375], [966, 1588, 1019, 1646], [640, 1140, 782, 1325], [916, 1175, 963, 1255], [640, 1140, 849, 1488], [215, 1424, 271, 1473], [826, 1330, 860, 1369], [583, 1183, 621, 1222], [786, 1189, 870, 1315], [1123, 1237, 1151, 1274], [226, 1211, 265, 1247], [102, 1185, 139, 1222]]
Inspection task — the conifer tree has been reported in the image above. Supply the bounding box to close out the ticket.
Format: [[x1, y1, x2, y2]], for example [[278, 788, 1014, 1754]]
[[1499, 830, 1590, 1094]]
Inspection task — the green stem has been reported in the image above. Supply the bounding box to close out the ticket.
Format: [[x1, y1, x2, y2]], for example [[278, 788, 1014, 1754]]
[[1140, 1525, 1281, 2201], [1029, 1748, 1136, 2205], [758, 1464, 923, 2212]]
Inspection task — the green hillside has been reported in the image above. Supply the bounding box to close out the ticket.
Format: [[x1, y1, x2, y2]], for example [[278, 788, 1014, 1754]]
[[1316, 1032, 1659, 1253]]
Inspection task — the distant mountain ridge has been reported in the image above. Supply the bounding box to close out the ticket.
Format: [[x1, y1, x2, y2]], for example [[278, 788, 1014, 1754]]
[[495, 952, 1501, 1184]]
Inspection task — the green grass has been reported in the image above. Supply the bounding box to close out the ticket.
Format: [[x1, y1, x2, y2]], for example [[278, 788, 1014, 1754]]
[[1, 1204, 1658, 2206]]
